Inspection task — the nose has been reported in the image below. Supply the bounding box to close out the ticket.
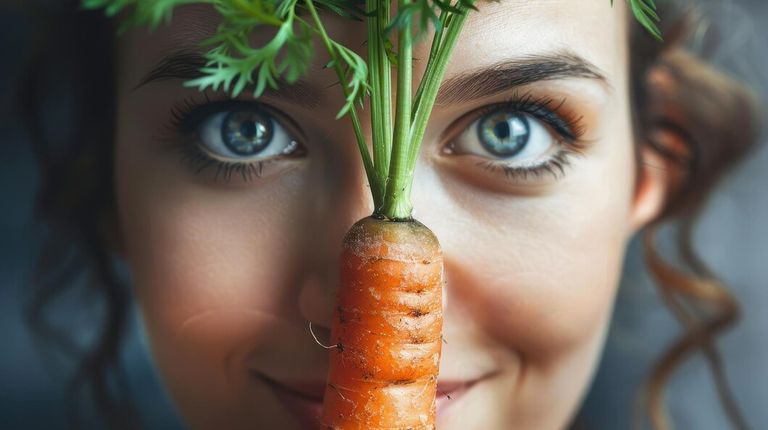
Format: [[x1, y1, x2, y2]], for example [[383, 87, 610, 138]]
[[297, 136, 374, 330]]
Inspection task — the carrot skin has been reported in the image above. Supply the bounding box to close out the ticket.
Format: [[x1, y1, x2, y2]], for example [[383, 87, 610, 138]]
[[320, 216, 444, 430]]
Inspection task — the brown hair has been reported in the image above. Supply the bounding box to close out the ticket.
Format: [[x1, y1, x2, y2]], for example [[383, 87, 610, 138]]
[[630, 4, 761, 429], [19, 1, 761, 429], [20, 2, 135, 428]]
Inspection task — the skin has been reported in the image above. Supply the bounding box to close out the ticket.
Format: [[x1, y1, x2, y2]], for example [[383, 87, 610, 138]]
[[114, 1, 673, 428]]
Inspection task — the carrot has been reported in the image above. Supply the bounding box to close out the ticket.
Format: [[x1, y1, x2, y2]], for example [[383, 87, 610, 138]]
[[320, 216, 444, 430]]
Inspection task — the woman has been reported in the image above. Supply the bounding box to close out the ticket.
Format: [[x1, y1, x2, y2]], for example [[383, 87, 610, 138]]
[[22, 0, 761, 429]]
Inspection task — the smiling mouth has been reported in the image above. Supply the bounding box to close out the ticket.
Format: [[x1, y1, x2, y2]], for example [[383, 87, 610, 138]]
[[254, 371, 499, 427]]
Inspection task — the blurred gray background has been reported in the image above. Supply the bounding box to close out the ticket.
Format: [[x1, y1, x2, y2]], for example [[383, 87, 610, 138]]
[[1, 0, 765, 429]]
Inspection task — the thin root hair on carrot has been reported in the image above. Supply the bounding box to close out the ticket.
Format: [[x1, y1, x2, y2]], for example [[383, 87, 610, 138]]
[[309, 321, 340, 350]]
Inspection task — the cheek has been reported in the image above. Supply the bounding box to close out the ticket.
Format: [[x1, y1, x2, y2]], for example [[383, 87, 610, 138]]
[[114, 121, 313, 423], [116, 153, 303, 325], [449, 196, 628, 357], [415, 126, 636, 363], [113, 90, 323, 328]]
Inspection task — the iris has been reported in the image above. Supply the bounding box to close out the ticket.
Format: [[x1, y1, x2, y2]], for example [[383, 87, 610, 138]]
[[221, 110, 274, 155], [477, 112, 530, 158]]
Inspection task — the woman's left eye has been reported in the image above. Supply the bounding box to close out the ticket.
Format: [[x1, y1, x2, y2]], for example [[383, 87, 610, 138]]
[[455, 110, 556, 162], [444, 98, 585, 181]]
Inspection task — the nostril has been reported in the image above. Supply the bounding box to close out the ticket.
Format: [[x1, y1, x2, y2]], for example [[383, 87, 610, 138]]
[[298, 274, 334, 330]]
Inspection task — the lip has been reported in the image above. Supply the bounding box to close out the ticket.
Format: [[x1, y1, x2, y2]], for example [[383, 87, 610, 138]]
[[256, 371, 498, 427], [436, 371, 499, 422], [256, 373, 325, 429]]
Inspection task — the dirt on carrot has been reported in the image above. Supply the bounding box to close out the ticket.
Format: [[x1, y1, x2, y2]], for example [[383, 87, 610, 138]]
[[320, 216, 444, 430]]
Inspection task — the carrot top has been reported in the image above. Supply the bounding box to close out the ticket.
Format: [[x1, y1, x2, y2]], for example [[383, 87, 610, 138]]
[[83, 0, 661, 219]]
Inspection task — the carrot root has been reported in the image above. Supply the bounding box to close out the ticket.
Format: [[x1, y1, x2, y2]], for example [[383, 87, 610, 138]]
[[320, 216, 444, 430]]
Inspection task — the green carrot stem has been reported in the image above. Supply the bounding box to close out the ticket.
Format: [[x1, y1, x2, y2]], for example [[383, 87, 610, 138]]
[[367, 0, 393, 195], [380, 0, 414, 219], [304, 0, 383, 207], [411, 7, 448, 121], [405, 7, 468, 171]]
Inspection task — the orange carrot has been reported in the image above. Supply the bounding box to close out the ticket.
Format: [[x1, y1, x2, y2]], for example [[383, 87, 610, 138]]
[[320, 216, 444, 429]]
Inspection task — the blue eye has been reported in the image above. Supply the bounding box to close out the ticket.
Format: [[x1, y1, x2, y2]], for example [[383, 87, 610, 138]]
[[221, 110, 274, 155], [167, 98, 307, 183], [197, 106, 301, 162], [442, 94, 590, 184], [477, 112, 531, 158], [453, 108, 558, 166]]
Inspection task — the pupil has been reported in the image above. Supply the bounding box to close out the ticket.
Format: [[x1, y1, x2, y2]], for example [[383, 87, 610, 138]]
[[221, 110, 273, 155], [477, 112, 530, 157], [241, 121, 257, 138], [493, 121, 510, 140]]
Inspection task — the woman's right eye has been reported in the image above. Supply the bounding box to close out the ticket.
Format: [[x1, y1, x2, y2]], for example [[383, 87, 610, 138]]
[[197, 105, 302, 162], [169, 100, 306, 183]]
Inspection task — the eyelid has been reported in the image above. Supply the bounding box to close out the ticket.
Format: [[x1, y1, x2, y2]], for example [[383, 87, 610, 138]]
[[197, 111, 302, 164], [162, 94, 310, 184], [432, 91, 597, 189], [440, 92, 588, 159], [169, 95, 308, 145]]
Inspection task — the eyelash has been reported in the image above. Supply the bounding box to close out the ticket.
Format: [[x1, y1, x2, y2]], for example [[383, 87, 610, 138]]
[[455, 91, 588, 181], [164, 92, 588, 183], [164, 95, 289, 182]]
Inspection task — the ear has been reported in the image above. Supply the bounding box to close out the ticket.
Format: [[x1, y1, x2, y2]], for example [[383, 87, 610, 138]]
[[628, 129, 689, 233], [628, 61, 694, 234], [629, 146, 669, 232]]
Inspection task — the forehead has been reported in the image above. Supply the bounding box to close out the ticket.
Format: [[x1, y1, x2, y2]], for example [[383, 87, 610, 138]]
[[118, 0, 628, 88], [454, 0, 627, 75]]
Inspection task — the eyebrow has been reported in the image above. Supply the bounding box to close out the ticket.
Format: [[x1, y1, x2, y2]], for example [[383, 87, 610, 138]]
[[136, 50, 322, 109], [434, 51, 609, 105], [138, 49, 607, 109]]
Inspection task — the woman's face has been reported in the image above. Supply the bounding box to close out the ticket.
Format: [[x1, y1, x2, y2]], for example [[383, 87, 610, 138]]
[[115, 1, 665, 428]]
